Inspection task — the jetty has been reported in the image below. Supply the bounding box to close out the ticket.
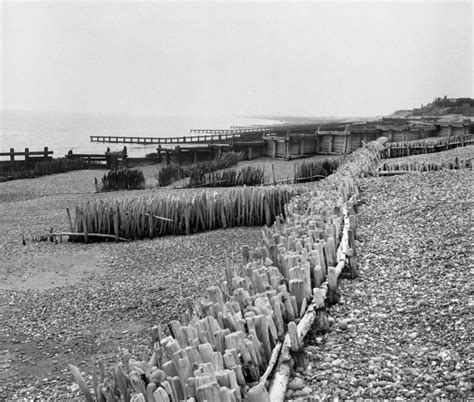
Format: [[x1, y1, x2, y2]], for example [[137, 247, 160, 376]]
[[90, 133, 242, 145]]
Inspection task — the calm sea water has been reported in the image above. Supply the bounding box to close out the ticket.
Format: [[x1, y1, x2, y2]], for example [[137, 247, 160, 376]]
[[0, 110, 280, 159]]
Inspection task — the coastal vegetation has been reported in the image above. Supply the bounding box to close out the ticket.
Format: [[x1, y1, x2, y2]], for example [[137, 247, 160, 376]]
[[97, 169, 146, 192], [0, 157, 102, 182], [156, 151, 243, 187], [190, 165, 266, 187], [293, 159, 340, 183]]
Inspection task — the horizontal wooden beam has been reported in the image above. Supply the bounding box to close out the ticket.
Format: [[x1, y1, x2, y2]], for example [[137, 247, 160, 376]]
[[0, 151, 53, 156]]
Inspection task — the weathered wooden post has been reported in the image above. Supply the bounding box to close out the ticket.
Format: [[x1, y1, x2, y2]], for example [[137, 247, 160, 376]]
[[328, 136, 334, 154], [273, 140, 277, 158], [448, 124, 453, 138], [157, 145, 162, 163], [122, 146, 128, 168], [344, 125, 350, 154], [315, 129, 321, 154], [284, 130, 291, 160], [105, 148, 111, 169], [43, 147, 49, 160], [299, 135, 305, 157], [24, 148, 29, 161], [176, 146, 182, 165], [463, 120, 470, 135], [10, 148, 14, 162]]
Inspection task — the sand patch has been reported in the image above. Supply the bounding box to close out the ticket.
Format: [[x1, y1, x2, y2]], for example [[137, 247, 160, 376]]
[[0, 252, 105, 290]]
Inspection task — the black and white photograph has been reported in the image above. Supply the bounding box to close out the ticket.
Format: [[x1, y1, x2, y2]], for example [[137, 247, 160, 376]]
[[0, 0, 472, 400]]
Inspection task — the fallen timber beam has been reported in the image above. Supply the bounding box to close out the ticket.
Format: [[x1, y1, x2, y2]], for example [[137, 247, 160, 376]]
[[141, 213, 174, 222], [266, 291, 325, 402], [377, 170, 412, 176], [49, 232, 131, 242]]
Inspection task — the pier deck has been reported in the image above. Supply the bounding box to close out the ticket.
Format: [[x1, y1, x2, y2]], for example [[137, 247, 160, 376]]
[[90, 133, 243, 145]]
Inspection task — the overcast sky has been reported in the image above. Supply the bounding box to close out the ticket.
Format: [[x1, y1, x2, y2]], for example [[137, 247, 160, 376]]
[[1, 1, 472, 117]]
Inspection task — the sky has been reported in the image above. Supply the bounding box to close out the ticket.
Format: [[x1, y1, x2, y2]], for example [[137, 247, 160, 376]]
[[1, 1, 473, 118]]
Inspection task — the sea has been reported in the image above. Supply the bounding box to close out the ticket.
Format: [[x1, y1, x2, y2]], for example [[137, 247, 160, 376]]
[[0, 110, 282, 160]]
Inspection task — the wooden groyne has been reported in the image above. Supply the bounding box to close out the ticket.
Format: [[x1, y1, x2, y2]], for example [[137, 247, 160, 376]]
[[384, 133, 474, 157], [0, 147, 54, 173], [0, 147, 53, 162], [66, 147, 128, 170], [68, 138, 388, 401], [88, 117, 472, 163]]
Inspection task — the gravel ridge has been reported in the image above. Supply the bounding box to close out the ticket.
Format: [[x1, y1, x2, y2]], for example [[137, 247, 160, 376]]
[[286, 169, 473, 400]]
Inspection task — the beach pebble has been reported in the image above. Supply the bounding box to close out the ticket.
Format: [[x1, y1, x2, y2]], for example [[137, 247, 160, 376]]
[[287, 377, 305, 391]]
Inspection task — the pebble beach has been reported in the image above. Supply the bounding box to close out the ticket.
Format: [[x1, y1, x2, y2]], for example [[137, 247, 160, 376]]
[[0, 150, 473, 400]]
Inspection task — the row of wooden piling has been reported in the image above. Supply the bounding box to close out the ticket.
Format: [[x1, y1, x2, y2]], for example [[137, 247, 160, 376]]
[[384, 133, 473, 158], [70, 187, 294, 242], [378, 156, 472, 174], [69, 138, 388, 401]]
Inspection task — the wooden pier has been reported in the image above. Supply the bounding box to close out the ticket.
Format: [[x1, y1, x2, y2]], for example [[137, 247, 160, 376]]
[[90, 133, 242, 145], [189, 127, 271, 134]]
